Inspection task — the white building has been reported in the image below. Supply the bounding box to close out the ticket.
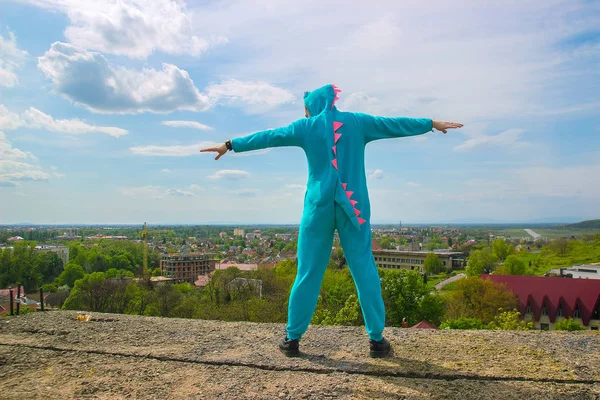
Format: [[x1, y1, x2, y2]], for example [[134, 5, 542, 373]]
[[549, 265, 600, 280]]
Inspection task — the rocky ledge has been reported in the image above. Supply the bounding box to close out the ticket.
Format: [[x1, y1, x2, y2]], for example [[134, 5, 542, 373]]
[[0, 311, 598, 399]]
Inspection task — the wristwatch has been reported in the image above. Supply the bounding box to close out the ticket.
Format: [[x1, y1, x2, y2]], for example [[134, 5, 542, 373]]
[[225, 140, 232, 151]]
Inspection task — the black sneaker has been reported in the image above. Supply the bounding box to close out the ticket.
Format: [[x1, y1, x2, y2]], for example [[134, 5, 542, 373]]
[[279, 337, 300, 357], [369, 337, 391, 358]]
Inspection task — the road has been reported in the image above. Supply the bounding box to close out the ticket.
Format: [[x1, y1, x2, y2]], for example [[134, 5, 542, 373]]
[[524, 229, 542, 240]]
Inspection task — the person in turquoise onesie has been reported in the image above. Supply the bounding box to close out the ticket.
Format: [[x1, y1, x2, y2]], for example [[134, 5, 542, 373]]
[[201, 84, 462, 357]]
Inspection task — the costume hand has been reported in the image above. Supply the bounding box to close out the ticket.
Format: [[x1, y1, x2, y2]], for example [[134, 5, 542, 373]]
[[432, 120, 463, 134], [200, 143, 228, 160]]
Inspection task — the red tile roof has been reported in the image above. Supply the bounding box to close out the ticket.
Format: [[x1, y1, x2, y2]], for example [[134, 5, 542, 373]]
[[410, 320, 439, 329], [482, 274, 600, 326], [372, 239, 382, 251]]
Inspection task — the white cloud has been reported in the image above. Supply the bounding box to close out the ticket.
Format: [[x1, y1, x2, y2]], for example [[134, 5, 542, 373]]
[[165, 188, 194, 197], [368, 169, 383, 180], [21, 0, 227, 59], [407, 182, 420, 187], [206, 79, 295, 113], [160, 169, 171, 173], [0, 160, 61, 182], [161, 120, 213, 131], [0, 132, 61, 186], [230, 189, 258, 197], [120, 185, 196, 199], [207, 169, 250, 180], [38, 42, 294, 115], [0, 105, 127, 137], [454, 128, 529, 152], [130, 141, 216, 156], [284, 184, 305, 190], [0, 30, 29, 88], [38, 42, 211, 114], [189, 184, 204, 191], [193, 0, 599, 121], [120, 186, 165, 199], [0, 131, 36, 161]]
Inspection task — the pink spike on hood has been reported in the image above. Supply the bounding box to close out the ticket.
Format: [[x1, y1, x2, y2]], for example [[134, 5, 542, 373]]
[[332, 145, 337, 156], [354, 208, 361, 216], [350, 200, 358, 206], [358, 218, 366, 225], [345, 191, 354, 199], [342, 183, 347, 190], [333, 121, 343, 132], [334, 133, 342, 143], [331, 159, 338, 169]]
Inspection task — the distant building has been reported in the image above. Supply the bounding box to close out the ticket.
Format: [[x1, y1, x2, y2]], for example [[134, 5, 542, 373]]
[[234, 228, 245, 237], [226, 277, 263, 299], [372, 250, 464, 272], [160, 252, 216, 284], [35, 245, 70, 267], [482, 274, 600, 331], [7, 236, 24, 242], [548, 265, 600, 280], [246, 233, 257, 241], [219, 232, 227, 239]]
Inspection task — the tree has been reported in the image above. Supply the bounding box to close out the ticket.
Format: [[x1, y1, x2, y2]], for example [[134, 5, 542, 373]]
[[379, 237, 395, 250], [440, 317, 485, 330], [496, 255, 527, 275], [492, 239, 513, 262], [58, 263, 85, 288], [381, 269, 445, 326], [444, 276, 518, 324], [466, 249, 497, 276], [554, 318, 586, 331], [424, 253, 444, 275], [486, 309, 534, 330]]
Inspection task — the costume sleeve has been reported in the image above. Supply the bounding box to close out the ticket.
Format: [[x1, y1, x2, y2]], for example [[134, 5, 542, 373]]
[[355, 113, 433, 144], [231, 119, 306, 152]]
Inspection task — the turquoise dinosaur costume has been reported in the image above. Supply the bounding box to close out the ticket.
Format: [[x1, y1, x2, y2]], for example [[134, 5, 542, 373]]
[[231, 84, 432, 341]]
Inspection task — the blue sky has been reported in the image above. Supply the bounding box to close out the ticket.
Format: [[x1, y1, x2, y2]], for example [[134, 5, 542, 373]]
[[0, 0, 599, 224]]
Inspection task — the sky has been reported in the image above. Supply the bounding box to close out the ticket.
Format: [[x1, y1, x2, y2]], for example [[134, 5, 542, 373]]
[[0, 0, 599, 225]]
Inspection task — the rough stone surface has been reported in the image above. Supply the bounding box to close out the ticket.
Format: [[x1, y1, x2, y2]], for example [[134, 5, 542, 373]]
[[0, 311, 598, 399]]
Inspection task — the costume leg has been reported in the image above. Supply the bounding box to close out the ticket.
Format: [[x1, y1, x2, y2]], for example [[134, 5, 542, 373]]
[[285, 204, 335, 340], [335, 204, 385, 341]]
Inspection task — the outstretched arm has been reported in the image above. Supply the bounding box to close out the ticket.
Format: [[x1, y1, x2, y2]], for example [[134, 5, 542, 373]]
[[200, 119, 307, 160], [356, 113, 462, 143]]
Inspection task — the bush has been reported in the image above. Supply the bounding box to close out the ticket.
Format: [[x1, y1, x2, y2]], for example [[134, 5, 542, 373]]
[[554, 318, 586, 331], [486, 309, 534, 330], [440, 317, 485, 330]]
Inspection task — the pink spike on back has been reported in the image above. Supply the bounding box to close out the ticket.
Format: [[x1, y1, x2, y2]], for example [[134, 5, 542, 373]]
[[334, 133, 342, 143], [332, 145, 337, 156], [358, 218, 366, 225], [333, 121, 343, 132], [342, 183, 347, 190], [333, 88, 342, 95], [350, 200, 358, 206], [354, 208, 361, 216], [331, 159, 338, 170], [345, 191, 354, 199]]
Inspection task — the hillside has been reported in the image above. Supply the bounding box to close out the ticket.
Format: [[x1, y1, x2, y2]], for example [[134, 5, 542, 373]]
[[0, 311, 598, 399], [565, 219, 600, 229]]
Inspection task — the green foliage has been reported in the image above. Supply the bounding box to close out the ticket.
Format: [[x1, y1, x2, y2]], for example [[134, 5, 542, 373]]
[[495, 255, 528, 275], [440, 317, 485, 330], [492, 239, 514, 262], [486, 309, 534, 330], [151, 268, 162, 277], [466, 248, 497, 276], [379, 237, 395, 250], [444, 277, 518, 324], [42, 283, 58, 293], [58, 263, 85, 288], [424, 253, 444, 275], [380, 269, 445, 326], [554, 318, 586, 331]]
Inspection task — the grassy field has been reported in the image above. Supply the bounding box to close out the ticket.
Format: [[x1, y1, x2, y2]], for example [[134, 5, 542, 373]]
[[493, 227, 599, 240]]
